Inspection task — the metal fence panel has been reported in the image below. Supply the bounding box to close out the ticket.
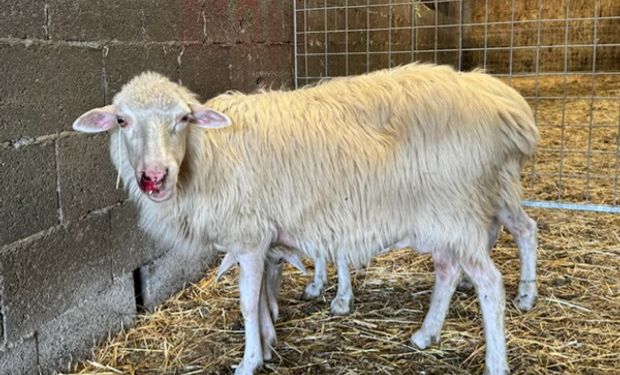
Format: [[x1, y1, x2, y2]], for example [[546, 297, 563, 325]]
[[293, 0, 620, 212]]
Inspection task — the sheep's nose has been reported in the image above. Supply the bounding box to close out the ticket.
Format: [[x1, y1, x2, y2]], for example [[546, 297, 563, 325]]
[[139, 168, 168, 193], [142, 169, 167, 183]]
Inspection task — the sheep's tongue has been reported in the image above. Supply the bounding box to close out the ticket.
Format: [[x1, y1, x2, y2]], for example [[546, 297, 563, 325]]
[[141, 179, 160, 194]]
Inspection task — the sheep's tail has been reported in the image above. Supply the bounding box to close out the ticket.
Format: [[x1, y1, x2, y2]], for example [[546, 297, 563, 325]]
[[497, 99, 540, 165]]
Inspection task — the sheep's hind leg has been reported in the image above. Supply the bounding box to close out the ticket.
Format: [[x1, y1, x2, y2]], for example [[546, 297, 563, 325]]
[[458, 218, 500, 291], [330, 254, 354, 315], [411, 249, 460, 349], [498, 206, 538, 311]]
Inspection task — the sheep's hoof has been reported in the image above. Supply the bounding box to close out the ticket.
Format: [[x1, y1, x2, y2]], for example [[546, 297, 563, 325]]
[[303, 282, 324, 299], [330, 295, 352, 315], [261, 329, 276, 362], [484, 366, 510, 375], [262, 349, 272, 362], [234, 358, 261, 375], [410, 329, 440, 350], [457, 277, 474, 292], [514, 293, 537, 311]]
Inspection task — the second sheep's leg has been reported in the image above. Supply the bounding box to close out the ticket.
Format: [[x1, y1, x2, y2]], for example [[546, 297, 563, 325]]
[[258, 270, 277, 361], [411, 249, 461, 349], [330, 254, 354, 315], [304, 254, 328, 299]]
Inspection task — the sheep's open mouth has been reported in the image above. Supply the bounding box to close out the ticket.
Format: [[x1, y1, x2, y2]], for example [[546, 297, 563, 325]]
[[138, 176, 171, 201]]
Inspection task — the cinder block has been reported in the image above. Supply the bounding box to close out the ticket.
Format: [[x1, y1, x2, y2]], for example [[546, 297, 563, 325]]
[[0, 214, 112, 342], [257, 0, 293, 43], [0, 43, 103, 142], [0, 142, 58, 247], [0, 0, 46, 39], [230, 44, 293, 93], [47, 0, 144, 41], [56, 133, 125, 222], [204, 0, 291, 44], [140, 1, 181, 42], [0, 337, 38, 375], [179, 44, 231, 100], [104, 43, 180, 100], [48, 0, 203, 42], [229, 0, 264, 43], [138, 243, 215, 311], [108, 202, 168, 275], [179, 0, 207, 42], [203, 0, 235, 43], [37, 273, 136, 373]]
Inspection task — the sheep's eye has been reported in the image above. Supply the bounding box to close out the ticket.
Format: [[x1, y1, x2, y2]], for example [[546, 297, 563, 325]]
[[117, 117, 127, 127], [180, 114, 191, 122]]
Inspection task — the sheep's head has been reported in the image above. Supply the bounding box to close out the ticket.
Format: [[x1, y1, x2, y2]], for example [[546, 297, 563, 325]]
[[72, 72, 231, 202]]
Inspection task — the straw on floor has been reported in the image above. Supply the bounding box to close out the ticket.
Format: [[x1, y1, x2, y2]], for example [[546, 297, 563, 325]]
[[67, 207, 619, 375]]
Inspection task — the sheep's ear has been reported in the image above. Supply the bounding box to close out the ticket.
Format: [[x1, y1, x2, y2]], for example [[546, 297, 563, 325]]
[[189, 104, 232, 129], [72, 105, 118, 133]]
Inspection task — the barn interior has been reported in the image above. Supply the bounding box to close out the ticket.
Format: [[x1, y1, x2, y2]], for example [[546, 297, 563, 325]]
[[0, 1, 618, 374]]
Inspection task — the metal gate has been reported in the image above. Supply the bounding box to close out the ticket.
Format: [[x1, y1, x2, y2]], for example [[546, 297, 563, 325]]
[[293, 0, 620, 213]]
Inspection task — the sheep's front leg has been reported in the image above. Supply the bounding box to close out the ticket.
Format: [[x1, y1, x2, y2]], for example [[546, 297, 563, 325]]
[[235, 252, 264, 375], [330, 254, 353, 315], [303, 254, 327, 299]]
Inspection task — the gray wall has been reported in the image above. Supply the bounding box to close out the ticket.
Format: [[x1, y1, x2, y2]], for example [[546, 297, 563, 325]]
[[0, 1, 292, 373]]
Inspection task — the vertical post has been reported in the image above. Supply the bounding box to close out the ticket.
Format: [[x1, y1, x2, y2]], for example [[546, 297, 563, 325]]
[[345, 0, 349, 75], [530, 0, 543, 188], [458, 0, 463, 70], [483, 0, 488, 69], [508, 0, 516, 85], [293, 0, 299, 88], [303, 0, 309, 85], [324, 0, 328, 78], [558, 0, 571, 200], [388, 0, 393, 68], [366, 0, 370, 72], [584, 0, 600, 201], [410, 0, 416, 63], [433, 0, 438, 63]]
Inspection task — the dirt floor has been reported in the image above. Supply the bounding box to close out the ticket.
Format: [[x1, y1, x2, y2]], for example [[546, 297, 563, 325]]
[[66, 74, 619, 375]]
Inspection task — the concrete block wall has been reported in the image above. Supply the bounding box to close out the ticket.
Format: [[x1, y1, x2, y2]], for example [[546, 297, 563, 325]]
[[0, 1, 293, 373]]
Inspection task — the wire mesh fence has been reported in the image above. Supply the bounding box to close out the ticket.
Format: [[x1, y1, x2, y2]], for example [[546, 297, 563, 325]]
[[293, 0, 620, 212]]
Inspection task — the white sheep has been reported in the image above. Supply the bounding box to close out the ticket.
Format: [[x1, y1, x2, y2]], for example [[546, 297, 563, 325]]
[[72, 63, 539, 375], [305, 207, 537, 315]]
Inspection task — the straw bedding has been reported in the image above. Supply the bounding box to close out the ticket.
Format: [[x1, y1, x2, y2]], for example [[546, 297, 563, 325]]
[[67, 75, 619, 375]]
